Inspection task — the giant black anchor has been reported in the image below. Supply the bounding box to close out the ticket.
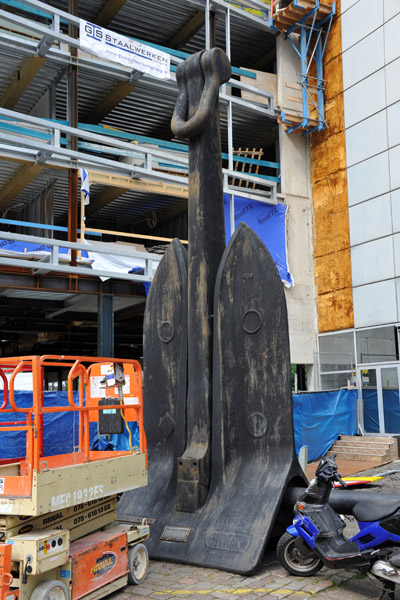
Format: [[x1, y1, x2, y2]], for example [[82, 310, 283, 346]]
[[172, 48, 231, 512], [118, 48, 307, 574]]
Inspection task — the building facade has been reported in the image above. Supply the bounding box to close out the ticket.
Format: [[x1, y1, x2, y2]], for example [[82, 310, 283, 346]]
[[314, 0, 400, 435]]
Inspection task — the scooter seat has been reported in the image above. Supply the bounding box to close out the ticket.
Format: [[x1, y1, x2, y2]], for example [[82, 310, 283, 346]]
[[352, 499, 400, 522]]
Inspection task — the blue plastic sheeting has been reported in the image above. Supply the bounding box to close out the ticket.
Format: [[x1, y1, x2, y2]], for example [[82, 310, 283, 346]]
[[0, 238, 78, 256], [363, 389, 400, 434], [0, 239, 152, 295], [90, 421, 139, 452], [293, 389, 358, 461], [0, 391, 139, 459], [224, 195, 294, 287]]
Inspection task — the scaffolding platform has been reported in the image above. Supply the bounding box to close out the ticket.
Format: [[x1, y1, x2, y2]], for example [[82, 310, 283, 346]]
[[278, 111, 320, 132], [271, 0, 336, 135], [272, 0, 334, 32]]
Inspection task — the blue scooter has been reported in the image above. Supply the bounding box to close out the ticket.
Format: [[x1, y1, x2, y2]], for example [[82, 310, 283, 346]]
[[278, 455, 400, 598]]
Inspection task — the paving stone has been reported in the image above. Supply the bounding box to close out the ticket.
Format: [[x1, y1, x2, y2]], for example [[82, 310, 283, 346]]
[[270, 590, 294, 598], [125, 596, 161, 600], [265, 581, 290, 592], [124, 586, 153, 596], [107, 556, 386, 600], [176, 577, 201, 585], [329, 576, 345, 586], [270, 577, 298, 587], [189, 582, 223, 591], [301, 580, 334, 594], [285, 580, 310, 591], [182, 595, 215, 600], [232, 595, 267, 600], [336, 570, 356, 580]]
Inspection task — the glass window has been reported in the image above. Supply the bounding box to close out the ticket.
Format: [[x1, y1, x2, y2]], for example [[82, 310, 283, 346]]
[[356, 327, 399, 365], [318, 332, 355, 372], [317, 332, 355, 390], [319, 372, 354, 391]]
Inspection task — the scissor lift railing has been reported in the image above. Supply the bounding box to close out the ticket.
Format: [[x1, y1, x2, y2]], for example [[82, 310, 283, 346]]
[[0, 356, 147, 517]]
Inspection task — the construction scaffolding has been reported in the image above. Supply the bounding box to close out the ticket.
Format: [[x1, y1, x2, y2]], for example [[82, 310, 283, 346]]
[[0, 0, 284, 357], [272, 0, 336, 135]]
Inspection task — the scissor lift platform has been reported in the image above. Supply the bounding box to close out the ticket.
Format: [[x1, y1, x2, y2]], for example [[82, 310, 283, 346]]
[[0, 452, 147, 517], [0, 355, 149, 600]]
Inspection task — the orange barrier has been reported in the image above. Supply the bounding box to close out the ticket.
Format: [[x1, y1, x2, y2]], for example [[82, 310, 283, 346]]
[[0, 355, 146, 499], [0, 543, 18, 600]]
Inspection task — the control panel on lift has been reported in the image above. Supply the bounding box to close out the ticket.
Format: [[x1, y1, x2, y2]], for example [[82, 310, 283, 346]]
[[11, 529, 69, 575]]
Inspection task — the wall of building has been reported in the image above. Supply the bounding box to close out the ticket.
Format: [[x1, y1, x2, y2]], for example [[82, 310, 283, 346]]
[[341, 0, 400, 329], [276, 36, 317, 366]]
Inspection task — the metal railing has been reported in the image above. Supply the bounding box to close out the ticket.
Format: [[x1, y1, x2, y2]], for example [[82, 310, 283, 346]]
[[0, 230, 162, 282], [0, 109, 278, 201]]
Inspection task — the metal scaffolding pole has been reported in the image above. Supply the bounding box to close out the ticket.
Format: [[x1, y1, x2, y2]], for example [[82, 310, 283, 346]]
[[68, 0, 78, 266]]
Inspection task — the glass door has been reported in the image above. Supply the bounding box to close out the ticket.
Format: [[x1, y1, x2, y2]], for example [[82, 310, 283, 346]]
[[359, 366, 400, 434], [359, 368, 380, 433], [381, 366, 400, 434]]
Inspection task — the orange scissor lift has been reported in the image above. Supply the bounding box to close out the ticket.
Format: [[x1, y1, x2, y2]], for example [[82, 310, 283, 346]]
[[0, 355, 149, 600]]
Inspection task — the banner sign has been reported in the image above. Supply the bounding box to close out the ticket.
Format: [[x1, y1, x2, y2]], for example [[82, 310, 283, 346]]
[[79, 20, 170, 80]]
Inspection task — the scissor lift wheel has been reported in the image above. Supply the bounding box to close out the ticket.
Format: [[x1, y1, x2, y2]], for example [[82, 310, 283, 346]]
[[128, 543, 149, 584], [30, 580, 68, 600]]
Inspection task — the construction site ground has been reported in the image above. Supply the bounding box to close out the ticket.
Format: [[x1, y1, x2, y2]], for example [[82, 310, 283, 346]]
[[110, 459, 400, 600]]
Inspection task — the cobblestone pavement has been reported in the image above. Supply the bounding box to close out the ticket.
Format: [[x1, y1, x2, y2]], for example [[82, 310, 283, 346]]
[[109, 552, 391, 600], [110, 462, 400, 600]]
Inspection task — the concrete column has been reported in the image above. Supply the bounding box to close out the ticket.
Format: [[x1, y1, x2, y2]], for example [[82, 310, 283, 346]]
[[276, 34, 318, 372]]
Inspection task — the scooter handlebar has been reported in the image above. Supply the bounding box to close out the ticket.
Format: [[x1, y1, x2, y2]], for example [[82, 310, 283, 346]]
[[315, 456, 347, 487], [335, 474, 348, 488]]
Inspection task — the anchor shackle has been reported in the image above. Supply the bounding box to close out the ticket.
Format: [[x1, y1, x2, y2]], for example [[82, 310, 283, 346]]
[[171, 48, 231, 139]]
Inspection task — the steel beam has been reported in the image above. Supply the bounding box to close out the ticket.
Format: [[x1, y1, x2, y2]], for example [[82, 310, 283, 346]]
[[94, 0, 128, 27], [87, 82, 137, 125], [0, 55, 46, 109], [0, 163, 45, 210], [0, 271, 145, 295], [97, 294, 114, 356], [168, 10, 205, 49]]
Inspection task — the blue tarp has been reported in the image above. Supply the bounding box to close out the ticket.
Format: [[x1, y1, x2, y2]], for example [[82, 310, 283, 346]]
[[293, 389, 358, 461], [0, 238, 81, 256], [0, 391, 139, 459], [224, 194, 294, 287]]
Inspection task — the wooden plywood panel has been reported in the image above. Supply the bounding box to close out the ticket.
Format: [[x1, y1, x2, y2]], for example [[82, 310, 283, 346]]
[[317, 287, 354, 332], [312, 131, 346, 182], [311, 0, 353, 332], [314, 207, 350, 256], [315, 250, 352, 294], [324, 56, 344, 103], [312, 93, 345, 146], [241, 70, 277, 105], [324, 15, 342, 65], [313, 170, 348, 215]]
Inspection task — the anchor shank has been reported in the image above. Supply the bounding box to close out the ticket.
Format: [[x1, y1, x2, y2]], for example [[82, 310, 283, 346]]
[[172, 49, 231, 511]]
